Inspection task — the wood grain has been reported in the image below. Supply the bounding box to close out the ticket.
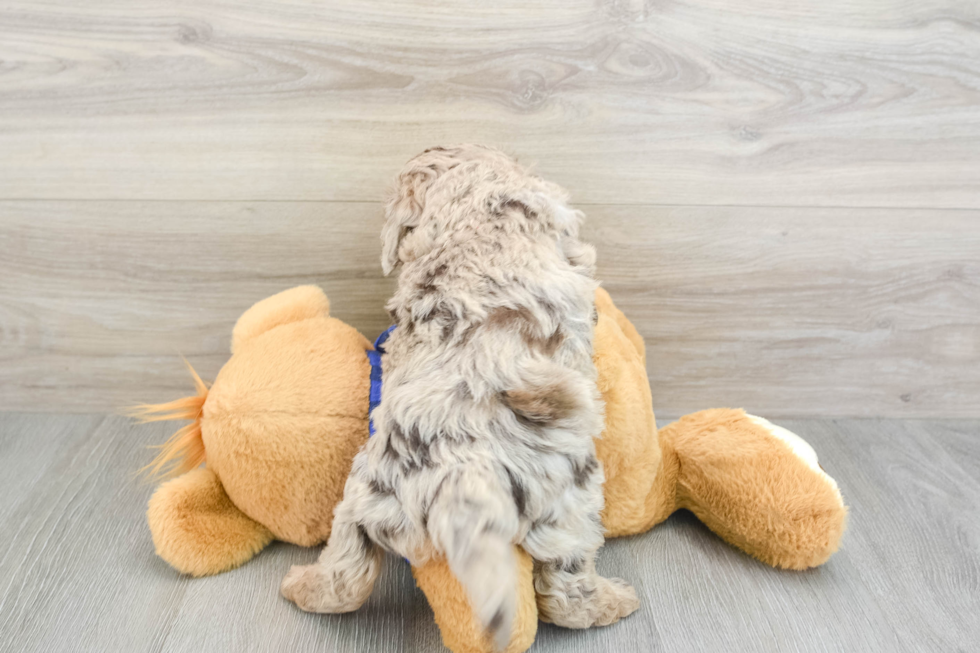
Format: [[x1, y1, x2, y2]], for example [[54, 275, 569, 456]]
[[1, 0, 979, 206], [1, 413, 977, 652], [2, 1, 977, 649], [2, 201, 977, 416], [0, 415, 188, 652], [595, 205, 980, 418], [0, 201, 396, 412]]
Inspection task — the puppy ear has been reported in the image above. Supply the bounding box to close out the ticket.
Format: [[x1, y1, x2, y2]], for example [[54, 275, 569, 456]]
[[560, 234, 596, 271], [380, 214, 414, 277], [382, 147, 467, 275], [529, 191, 596, 271], [381, 169, 432, 276]]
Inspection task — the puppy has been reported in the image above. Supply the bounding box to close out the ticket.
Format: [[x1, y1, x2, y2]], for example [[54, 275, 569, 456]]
[[281, 145, 639, 648]]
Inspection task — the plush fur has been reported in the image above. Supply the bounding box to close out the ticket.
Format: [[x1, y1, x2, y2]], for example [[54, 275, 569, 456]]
[[663, 410, 847, 570], [590, 291, 847, 566], [141, 284, 847, 653], [147, 467, 273, 576], [141, 285, 373, 557], [280, 146, 638, 647], [413, 547, 538, 653]]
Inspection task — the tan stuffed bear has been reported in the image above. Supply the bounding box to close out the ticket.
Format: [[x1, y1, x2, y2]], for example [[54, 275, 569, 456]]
[[136, 285, 846, 653]]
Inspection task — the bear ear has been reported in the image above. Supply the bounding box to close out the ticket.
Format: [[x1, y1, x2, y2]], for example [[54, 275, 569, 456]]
[[231, 285, 330, 354]]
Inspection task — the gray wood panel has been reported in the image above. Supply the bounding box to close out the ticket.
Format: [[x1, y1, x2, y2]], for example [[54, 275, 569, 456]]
[[2, 201, 977, 417], [0, 413, 977, 652], [0, 201, 396, 412], [1, 0, 978, 207], [0, 415, 188, 652]]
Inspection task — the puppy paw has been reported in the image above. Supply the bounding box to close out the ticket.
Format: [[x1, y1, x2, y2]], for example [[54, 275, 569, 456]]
[[591, 576, 640, 627], [281, 563, 373, 614], [281, 564, 329, 612], [539, 575, 640, 628]]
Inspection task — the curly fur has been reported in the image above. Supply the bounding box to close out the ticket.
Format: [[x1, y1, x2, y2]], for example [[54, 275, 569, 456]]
[[281, 145, 638, 648]]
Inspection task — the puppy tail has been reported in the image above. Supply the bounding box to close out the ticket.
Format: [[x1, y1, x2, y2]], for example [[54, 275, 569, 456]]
[[427, 464, 520, 651]]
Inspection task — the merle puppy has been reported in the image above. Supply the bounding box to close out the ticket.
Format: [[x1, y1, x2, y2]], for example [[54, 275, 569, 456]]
[[281, 145, 639, 648]]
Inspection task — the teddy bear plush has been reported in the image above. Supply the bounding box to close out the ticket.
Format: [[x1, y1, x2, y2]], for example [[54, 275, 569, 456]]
[[136, 284, 846, 653]]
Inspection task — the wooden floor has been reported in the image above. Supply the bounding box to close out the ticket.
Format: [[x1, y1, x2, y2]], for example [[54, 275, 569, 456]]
[[1, 412, 977, 652], [2, 2, 978, 650], [2, 0, 978, 418]]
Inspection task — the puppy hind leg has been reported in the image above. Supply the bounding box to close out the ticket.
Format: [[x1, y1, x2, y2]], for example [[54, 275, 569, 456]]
[[532, 554, 638, 629], [280, 488, 383, 613], [523, 493, 639, 628]]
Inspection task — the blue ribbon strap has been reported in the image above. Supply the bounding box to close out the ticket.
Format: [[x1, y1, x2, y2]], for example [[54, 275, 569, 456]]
[[367, 325, 396, 436]]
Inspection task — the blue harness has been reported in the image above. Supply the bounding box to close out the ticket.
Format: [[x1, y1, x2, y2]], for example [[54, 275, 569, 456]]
[[366, 325, 396, 436]]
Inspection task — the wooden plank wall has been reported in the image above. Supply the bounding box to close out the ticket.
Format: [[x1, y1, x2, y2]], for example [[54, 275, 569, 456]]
[[1, 0, 978, 416]]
